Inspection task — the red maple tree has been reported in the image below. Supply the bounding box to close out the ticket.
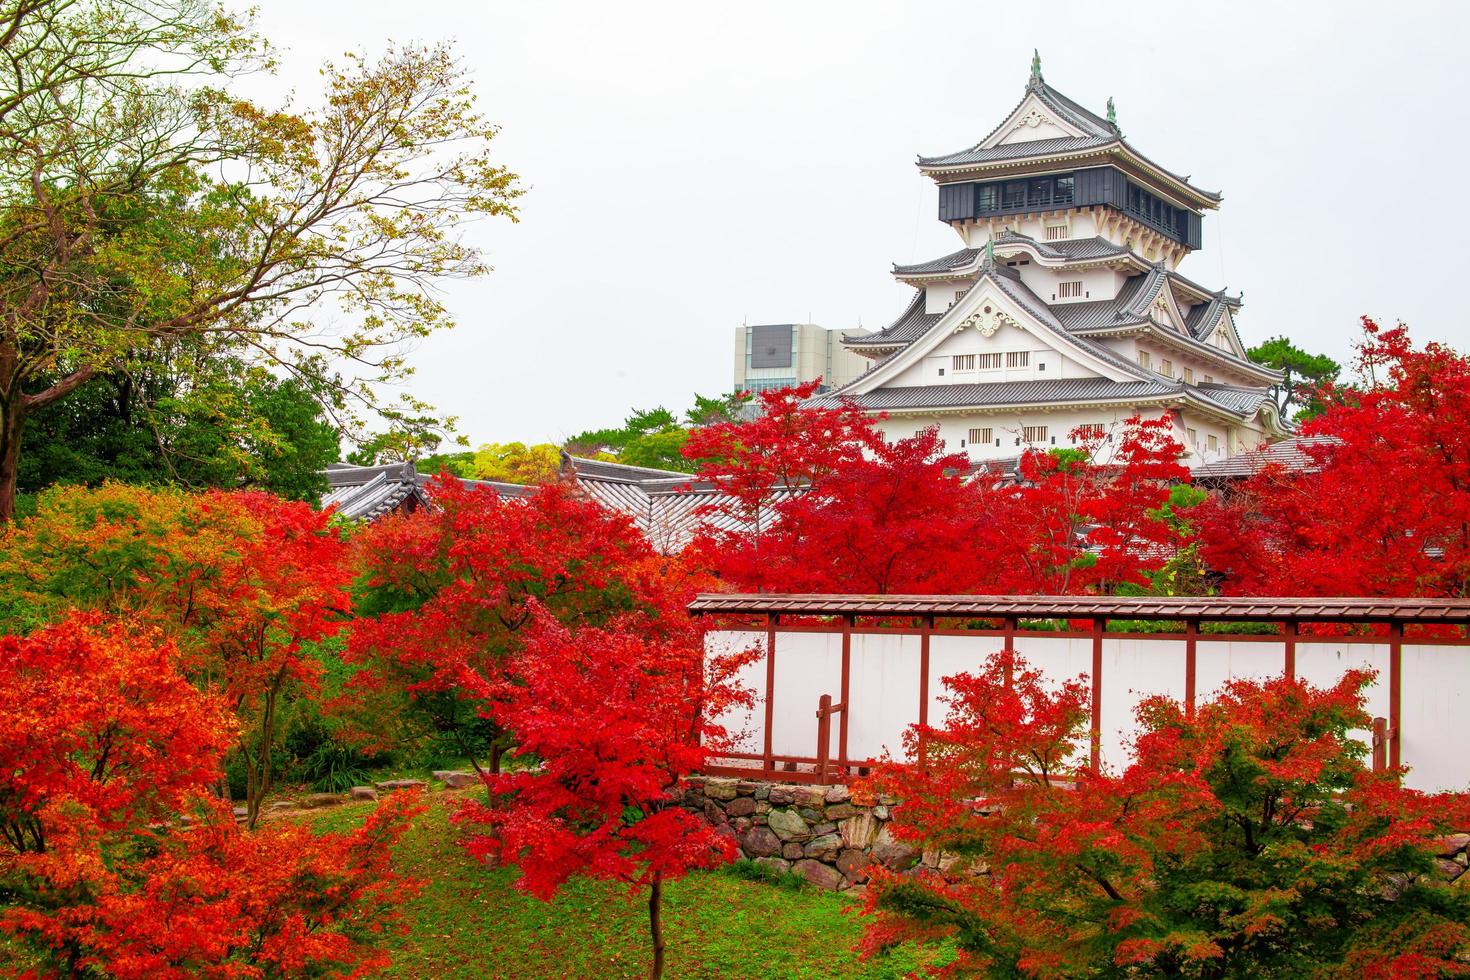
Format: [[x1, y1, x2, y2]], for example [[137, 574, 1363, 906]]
[[1200, 320, 1470, 598], [860, 649, 1470, 977], [454, 597, 756, 980], [343, 476, 672, 778], [0, 614, 422, 978], [686, 388, 1190, 596]]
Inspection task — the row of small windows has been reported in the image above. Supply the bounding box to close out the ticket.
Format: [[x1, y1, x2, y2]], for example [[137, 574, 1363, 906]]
[[1136, 351, 1213, 385], [949, 351, 1030, 373], [976, 174, 1075, 213], [1125, 183, 1191, 239]]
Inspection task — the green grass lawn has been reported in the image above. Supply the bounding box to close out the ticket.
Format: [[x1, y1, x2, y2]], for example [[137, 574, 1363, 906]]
[[307, 794, 949, 979]]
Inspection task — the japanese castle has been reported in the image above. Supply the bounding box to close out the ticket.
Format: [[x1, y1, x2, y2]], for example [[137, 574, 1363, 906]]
[[816, 55, 1288, 466]]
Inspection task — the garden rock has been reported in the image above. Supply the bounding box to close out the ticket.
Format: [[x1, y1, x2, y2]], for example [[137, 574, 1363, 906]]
[[839, 813, 879, 849], [742, 827, 782, 858], [792, 859, 847, 891], [350, 786, 379, 801], [726, 796, 757, 818], [433, 770, 480, 789], [803, 833, 842, 861], [375, 779, 427, 793], [704, 778, 739, 801], [836, 848, 871, 882], [767, 808, 810, 840]]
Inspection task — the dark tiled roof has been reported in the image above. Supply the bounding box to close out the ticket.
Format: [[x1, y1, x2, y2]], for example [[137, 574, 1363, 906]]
[[918, 77, 1222, 204], [810, 377, 1179, 412], [1191, 436, 1338, 481], [843, 290, 942, 346], [891, 247, 980, 276], [892, 234, 1130, 278], [561, 454, 694, 483], [321, 463, 429, 521], [919, 134, 1113, 168], [1190, 384, 1273, 416]]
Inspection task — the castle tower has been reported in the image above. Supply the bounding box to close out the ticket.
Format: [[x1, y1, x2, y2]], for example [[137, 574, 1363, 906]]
[[820, 55, 1288, 468]]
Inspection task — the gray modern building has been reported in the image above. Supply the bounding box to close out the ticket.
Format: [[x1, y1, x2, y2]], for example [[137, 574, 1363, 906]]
[[732, 322, 871, 394]]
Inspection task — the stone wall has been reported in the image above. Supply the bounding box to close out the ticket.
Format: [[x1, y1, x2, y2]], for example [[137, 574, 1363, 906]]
[[682, 775, 921, 893], [685, 776, 1470, 895]]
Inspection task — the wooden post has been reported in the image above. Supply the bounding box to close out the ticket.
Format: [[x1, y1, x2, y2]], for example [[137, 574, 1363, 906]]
[[763, 613, 776, 776], [1003, 615, 1017, 688], [1389, 620, 1403, 772], [1185, 619, 1198, 718], [838, 614, 853, 778], [815, 694, 832, 783], [918, 614, 932, 770], [1372, 717, 1389, 772], [1091, 617, 1104, 771], [1283, 619, 1297, 680]]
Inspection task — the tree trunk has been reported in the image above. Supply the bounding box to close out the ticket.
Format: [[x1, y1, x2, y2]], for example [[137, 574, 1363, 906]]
[[647, 871, 665, 980], [0, 398, 25, 523]]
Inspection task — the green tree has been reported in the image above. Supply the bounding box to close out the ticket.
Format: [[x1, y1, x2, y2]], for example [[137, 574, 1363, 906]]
[[467, 442, 561, 484], [0, 0, 523, 520], [20, 350, 339, 500], [1248, 336, 1341, 421]]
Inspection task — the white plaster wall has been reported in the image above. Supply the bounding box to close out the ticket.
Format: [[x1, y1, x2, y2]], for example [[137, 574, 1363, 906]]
[[1295, 642, 1391, 768], [711, 629, 1470, 792], [768, 631, 844, 760], [876, 408, 1173, 462], [1194, 641, 1289, 701], [705, 630, 768, 757], [846, 632, 923, 762], [1401, 644, 1470, 792], [1097, 638, 1189, 772]]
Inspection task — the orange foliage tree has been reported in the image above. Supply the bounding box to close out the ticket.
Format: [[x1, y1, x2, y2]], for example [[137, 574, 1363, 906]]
[[0, 483, 353, 827], [0, 614, 421, 978]]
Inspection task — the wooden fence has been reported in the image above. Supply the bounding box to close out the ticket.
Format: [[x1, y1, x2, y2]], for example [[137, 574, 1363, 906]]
[[689, 595, 1470, 791]]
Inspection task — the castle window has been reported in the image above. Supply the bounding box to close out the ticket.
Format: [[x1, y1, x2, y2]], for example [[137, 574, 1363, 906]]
[[1207, 434, 1219, 452], [1002, 181, 1027, 208], [1054, 175, 1074, 204], [1138, 351, 1152, 370], [968, 427, 993, 444], [1159, 358, 1173, 378], [977, 184, 1000, 210], [977, 353, 1002, 369], [952, 354, 975, 370], [1028, 177, 1052, 207], [1076, 423, 1106, 440], [1183, 367, 1195, 385], [1187, 428, 1198, 446], [1058, 281, 1084, 299], [1044, 224, 1070, 241], [1023, 425, 1049, 442], [1006, 351, 1029, 368], [1204, 374, 1214, 384]]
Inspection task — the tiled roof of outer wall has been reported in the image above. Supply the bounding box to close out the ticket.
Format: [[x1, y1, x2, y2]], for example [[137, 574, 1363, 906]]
[[1191, 435, 1338, 481], [321, 466, 426, 521], [688, 592, 1470, 623]]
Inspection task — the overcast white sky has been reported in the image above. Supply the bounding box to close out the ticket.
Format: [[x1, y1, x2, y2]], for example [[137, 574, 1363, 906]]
[[254, 0, 1470, 445]]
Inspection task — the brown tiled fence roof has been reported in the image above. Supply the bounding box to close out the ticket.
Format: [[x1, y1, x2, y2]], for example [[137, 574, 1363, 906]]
[[688, 593, 1470, 624]]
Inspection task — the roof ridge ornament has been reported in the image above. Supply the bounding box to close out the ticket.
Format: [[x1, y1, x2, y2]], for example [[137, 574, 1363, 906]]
[[1106, 96, 1120, 134], [1029, 49, 1043, 86]]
